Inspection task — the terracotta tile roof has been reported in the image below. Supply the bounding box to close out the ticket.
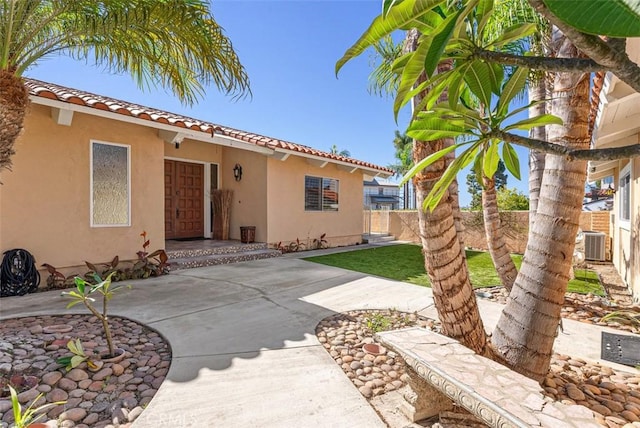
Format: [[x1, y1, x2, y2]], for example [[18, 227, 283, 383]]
[[25, 78, 393, 174], [589, 70, 606, 139]]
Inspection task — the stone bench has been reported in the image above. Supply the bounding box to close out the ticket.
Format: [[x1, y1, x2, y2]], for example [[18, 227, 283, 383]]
[[375, 327, 601, 428]]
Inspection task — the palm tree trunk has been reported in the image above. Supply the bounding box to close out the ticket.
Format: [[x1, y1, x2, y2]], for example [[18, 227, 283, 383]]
[[406, 29, 486, 354], [0, 71, 28, 172], [482, 176, 517, 291], [490, 36, 590, 381], [527, 78, 547, 229], [413, 142, 486, 353]]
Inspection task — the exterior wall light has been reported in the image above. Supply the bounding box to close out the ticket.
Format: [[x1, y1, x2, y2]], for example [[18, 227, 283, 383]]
[[233, 163, 243, 181]]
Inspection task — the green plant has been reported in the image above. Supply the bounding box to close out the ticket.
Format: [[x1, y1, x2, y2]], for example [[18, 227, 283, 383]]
[[364, 313, 392, 333], [9, 385, 65, 428], [600, 310, 640, 326], [62, 273, 130, 358], [56, 339, 98, 371]]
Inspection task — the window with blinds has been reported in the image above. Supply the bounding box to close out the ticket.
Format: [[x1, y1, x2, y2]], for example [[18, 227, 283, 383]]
[[305, 176, 339, 211]]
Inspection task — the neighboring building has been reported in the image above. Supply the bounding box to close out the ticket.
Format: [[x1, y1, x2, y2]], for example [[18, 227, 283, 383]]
[[589, 37, 640, 302], [363, 178, 400, 209], [583, 180, 614, 211], [0, 79, 392, 272]]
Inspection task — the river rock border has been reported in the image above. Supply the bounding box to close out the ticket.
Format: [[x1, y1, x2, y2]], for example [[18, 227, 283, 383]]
[[0, 314, 171, 428], [317, 309, 640, 428]]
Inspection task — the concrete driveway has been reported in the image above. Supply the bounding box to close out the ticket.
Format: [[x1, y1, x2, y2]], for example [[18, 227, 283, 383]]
[[0, 257, 434, 427]]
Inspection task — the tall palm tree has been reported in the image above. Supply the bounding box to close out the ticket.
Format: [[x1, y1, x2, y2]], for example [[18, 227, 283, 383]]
[[366, 24, 485, 352], [475, 0, 549, 291], [491, 35, 590, 380], [389, 130, 413, 209], [406, 29, 487, 353], [0, 0, 250, 172], [485, 0, 551, 229]]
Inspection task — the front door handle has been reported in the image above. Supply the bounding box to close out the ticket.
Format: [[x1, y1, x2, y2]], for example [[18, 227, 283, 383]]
[[176, 208, 180, 218]]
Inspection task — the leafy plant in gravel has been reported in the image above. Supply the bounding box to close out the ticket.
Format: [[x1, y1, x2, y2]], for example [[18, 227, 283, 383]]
[[61, 273, 131, 358], [56, 339, 98, 371], [364, 313, 392, 333], [600, 310, 640, 327], [9, 385, 65, 428]]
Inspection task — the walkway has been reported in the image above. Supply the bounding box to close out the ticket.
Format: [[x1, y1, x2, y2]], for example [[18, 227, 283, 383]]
[[0, 255, 636, 427]]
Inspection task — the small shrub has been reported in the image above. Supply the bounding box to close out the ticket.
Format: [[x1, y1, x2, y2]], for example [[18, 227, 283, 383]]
[[62, 273, 130, 357]]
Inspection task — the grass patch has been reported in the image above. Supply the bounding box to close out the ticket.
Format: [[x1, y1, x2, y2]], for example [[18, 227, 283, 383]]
[[568, 269, 603, 295], [304, 244, 604, 295]]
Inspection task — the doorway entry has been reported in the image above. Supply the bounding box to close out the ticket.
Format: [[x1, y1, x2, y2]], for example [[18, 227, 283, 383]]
[[164, 160, 204, 239]]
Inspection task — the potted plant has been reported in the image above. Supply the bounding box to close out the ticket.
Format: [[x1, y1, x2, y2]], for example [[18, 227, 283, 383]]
[[61, 272, 130, 360], [8, 386, 65, 428]]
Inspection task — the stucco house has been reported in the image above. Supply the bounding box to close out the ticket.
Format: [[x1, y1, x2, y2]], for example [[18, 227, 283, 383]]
[[589, 38, 640, 302], [0, 79, 391, 272]]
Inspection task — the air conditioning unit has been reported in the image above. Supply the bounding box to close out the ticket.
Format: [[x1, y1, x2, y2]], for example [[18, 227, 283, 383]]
[[584, 231, 606, 261]]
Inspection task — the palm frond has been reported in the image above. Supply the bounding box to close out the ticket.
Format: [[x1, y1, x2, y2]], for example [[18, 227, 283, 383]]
[[2, 0, 250, 104], [368, 34, 403, 98]]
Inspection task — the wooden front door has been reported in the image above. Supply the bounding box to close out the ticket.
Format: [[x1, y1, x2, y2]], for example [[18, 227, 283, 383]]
[[164, 160, 204, 239]]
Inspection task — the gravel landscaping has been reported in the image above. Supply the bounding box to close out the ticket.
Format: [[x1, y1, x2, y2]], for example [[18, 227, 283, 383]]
[[317, 308, 640, 428], [0, 314, 170, 428]]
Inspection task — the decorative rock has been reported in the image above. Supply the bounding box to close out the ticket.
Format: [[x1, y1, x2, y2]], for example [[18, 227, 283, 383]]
[[111, 364, 125, 376], [83, 412, 100, 425], [127, 406, 144, 422], [566, 386, 586, 401], [67, 369, 89, 382], [61, 407, 87, 422], [92, 367, 113, 381], [47, 388, 69, 403], [42, 371, 63, 386], [358, 385, 372, 398], [18, 387, 40, 404], [58, 378, 78, 391]]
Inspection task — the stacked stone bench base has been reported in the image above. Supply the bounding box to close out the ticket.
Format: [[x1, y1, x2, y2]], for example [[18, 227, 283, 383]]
[[376, 327, 601, 428]]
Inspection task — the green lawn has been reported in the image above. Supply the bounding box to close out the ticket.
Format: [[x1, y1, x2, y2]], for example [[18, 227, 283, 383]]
[[304, 244, 604, 296]]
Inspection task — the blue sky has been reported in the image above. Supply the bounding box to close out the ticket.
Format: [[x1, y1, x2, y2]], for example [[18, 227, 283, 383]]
[[27, 0, 530, 208]]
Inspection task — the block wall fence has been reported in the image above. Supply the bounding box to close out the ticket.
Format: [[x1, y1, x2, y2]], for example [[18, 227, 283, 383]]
[[366, 210, 611, 259]]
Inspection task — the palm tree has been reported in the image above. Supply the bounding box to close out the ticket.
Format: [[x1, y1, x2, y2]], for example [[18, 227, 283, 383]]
[[337, 0, 598, 379], [478, 0, 549, 291], [329, 145, 351, 157], [0, 0, 250, 172], [491, 35, 591, 379], [405, 29, 487, 354], [389, 131, 413, 209], [482, 174, 518, 290]]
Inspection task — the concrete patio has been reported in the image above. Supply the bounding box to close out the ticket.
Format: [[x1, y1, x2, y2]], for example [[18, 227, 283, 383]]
[[0, 255, 637, 427]]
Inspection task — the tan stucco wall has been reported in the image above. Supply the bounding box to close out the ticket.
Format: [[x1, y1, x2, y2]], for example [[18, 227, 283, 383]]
[[164, 139, 222, 164], [221, 147, 268, 242], [0, 104, 164, 270], [265, 156, 363, 247], [611, 157, 639, 301]]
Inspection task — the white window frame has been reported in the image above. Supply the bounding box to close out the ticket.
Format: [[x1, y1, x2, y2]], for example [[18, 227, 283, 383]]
[[90, 140, 131, 228], [304, 175, 339, 212], [618, 162, 631, 230]]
